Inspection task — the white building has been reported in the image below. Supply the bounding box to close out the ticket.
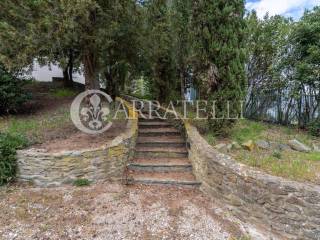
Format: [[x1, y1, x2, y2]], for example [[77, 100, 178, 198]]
[[26, 61, 85, 84]]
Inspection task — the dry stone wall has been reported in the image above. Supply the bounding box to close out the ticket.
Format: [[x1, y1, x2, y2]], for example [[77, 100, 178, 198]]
[[17, 119, 138, 187], [184, 122, 320, 240]]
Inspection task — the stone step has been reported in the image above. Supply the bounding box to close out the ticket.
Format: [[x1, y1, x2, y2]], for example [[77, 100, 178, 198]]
[[136, 146, 188, 153], [139, 122, 172, 128], [128, 158, 192, 172], [135, 151, 188, 159], [127, 171, 201, 187], [137, 136, 184, 143], [137, 136, 185, 148], [138, 117, 165, 122], [138, 128, 180, 137]]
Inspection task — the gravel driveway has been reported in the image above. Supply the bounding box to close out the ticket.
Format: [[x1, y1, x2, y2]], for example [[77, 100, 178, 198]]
[[0, 183, 260, 240]]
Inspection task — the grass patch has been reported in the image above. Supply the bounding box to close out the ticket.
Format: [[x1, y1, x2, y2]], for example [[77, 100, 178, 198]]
[[73, 179, 91, 187], [0, 105, 71, 144], [205, 133, 216, 145], [194, 118, 320, 183], [230, 119, 266, 143], [233, 149, 320, 183], [51, 88, 77, 98]]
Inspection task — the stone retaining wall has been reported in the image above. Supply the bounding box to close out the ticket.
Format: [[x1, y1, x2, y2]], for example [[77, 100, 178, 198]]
[[184, 122, 320, 240], [17, 99, 138, 187]]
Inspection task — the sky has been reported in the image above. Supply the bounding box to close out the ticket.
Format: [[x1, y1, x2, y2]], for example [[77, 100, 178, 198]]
[[246, 0, 319, 19]]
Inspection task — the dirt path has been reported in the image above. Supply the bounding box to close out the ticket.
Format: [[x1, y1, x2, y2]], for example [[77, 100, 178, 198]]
[[0, 183, 258, 240]]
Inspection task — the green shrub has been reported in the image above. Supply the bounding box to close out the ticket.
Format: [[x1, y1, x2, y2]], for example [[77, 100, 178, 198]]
[[0, 132, 28, 186], [0, 65, 30, 114], [272, 151, 282, 159], [73, 178, 91, 187], [307, 118, 320, 137], [205, 133, 216, 145]]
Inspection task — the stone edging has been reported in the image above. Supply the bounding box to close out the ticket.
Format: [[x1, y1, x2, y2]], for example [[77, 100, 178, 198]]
[[17, 98, 138, 187]]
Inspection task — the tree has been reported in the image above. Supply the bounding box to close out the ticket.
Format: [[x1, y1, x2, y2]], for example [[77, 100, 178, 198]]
[[191, 0, 247, 134], [0, 0, 140, 91], [100, 0, 142, 99], [171, 0, 192, 100], [289, 7, 320, 127], [245, 12, 293, 123], [144, 0, 178, 103]]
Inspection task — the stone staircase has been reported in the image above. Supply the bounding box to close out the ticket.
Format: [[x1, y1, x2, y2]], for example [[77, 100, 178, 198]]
[[127, 114, 200, 187]]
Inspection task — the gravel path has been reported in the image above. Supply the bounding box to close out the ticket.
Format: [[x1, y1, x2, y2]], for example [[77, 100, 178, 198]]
[[0, 183, 252, 240]]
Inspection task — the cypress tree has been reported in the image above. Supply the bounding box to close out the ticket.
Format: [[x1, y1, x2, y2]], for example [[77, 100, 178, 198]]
[[144, 0, 177, 103], [191, 0, 247, 135]]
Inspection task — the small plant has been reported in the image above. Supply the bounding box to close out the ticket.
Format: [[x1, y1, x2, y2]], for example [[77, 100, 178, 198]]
[[73, 178, 91, 187], [205, 133, 216, 145], [272, 151, 282, 159], [307, 118, 320, 137], [0, 132, 28, 186]]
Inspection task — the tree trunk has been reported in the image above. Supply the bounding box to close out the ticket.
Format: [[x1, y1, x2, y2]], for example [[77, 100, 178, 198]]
[[62, 67, 73, 88], [104, 69, 118, 100], [180, 70, 185, 100], [62, 49, 75, 88], [68, 49, 74, 84], [83, 51, 100, 90]]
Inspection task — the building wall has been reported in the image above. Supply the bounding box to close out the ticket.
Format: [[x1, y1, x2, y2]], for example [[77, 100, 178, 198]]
[[25, 61, 85, 84]]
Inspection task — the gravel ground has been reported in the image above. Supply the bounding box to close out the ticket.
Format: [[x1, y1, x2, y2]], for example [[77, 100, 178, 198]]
[[0, 183, 269, 240]]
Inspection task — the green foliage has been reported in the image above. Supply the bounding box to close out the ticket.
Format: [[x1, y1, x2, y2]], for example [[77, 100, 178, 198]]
[[245, 12, 292, 92], [73, 178, 91, 187], [245, 7, 320, 127], [0, 64, 30, 114], [307, 118, 320, 137], [237, 150, 317, 182], [205, 133, 216, 146], [144, 0, 178, 103], [171, 0, 192, 99], [0, 132, 28, 186], [191, 0, 247, 135], [305, 152, 320, 161], [291, 7, 320, 85], [0, 0, 141, 91], [287, 7, 320, 127], [272, 151, 282, 159], [130, 77, 153, 100]]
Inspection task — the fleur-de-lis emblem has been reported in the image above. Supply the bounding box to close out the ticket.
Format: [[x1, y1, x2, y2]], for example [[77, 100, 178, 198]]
[[80, 94, 110, 130]]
